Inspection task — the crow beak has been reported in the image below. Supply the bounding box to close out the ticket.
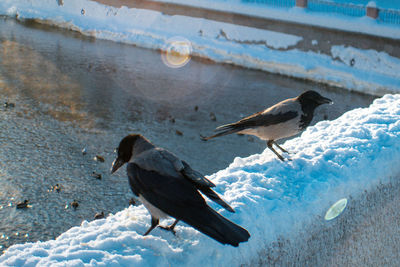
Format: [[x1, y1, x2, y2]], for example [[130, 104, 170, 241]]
[[321, 96, 333, 105], [111, 158, 124, 174]]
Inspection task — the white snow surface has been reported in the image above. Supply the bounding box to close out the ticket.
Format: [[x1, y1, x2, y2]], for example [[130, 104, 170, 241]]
[[0, 0, 400, 95], [367, 1, 377, 8], [1, 93, 400, 266], [331, 45, 400, 80]]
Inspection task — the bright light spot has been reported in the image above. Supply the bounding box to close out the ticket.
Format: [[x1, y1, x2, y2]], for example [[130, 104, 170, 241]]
[[325, 198, 347, 221], [161, 36, 192, 69]]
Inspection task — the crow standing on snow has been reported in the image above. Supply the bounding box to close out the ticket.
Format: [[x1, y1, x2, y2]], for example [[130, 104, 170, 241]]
[[111, 134, 250, 247], [202, 90, 332, 161]]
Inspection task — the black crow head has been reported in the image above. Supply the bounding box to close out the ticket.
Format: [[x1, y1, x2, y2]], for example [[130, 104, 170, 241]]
[[297, 90, 333, 110], [111, 134, 141, 174]]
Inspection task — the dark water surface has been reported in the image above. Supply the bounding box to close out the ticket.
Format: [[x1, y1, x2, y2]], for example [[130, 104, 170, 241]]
[[0, 17, 376, 252]]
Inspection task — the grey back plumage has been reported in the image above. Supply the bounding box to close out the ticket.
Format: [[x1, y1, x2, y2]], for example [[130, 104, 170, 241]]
[[204, 97, 301, 141], [203, 91, 332, 142], [132, 148, 182, 178], [221, 98, 299, 130]]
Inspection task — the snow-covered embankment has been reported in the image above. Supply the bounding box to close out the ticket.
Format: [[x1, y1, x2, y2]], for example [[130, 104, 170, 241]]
[[1, 93, 400, 265]]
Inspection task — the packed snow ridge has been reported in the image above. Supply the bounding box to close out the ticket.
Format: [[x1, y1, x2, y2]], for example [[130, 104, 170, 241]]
[[1, 93, 400, 265], [1, 0, 400, 96]]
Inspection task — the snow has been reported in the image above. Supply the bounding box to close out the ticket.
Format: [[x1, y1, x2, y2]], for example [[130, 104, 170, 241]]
[[1, 93, 400, 266], [367, 1, 377, 8], [0, 0, 399, 264], [153, 0, 400, 36], [331, 45, 400, 80], [1, 0, 399, 96], [0, 0, 302, 50]]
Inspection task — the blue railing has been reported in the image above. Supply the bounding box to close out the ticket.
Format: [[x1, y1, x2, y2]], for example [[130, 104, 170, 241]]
[[378, 9, 400, 24], [242, 0, 296, 8], [241, 0, 400, 25], [308, 0, 366, 17]]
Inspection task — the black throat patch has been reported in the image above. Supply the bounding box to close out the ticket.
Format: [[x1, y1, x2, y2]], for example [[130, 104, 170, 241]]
[[298, 99, 319, 130]]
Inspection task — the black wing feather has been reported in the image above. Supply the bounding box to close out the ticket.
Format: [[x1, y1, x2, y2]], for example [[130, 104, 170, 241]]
[[203, 111, 298, 140], [227, 110, 298, 129], [127, 163, 249, 246], [180, 161, 234, 212], [128, 163, 207, 208], [181, 161, 215, 188]]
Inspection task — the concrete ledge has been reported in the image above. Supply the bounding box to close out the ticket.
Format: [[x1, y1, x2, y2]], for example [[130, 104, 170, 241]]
[[248, 176, 400, 266]]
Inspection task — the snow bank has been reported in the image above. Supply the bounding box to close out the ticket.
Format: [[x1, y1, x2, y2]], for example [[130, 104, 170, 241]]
[[1, 0, 400, 95], [331, 45, 400, 79], [154, 0, 400, 37], [1, 93, 400, 265], [0, 0, 302, 49]]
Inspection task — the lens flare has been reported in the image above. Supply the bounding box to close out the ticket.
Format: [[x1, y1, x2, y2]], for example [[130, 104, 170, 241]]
[[324, 198, 347, 221], [161, 37, 192, 68]]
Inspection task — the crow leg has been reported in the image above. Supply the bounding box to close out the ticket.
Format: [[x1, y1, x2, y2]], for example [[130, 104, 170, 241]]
[[169, 219, 179, 231], [144, 216, 159, 236], [273, 141, 289, 154], [159, 219, 179, 235], [267, 140, 285, 161]]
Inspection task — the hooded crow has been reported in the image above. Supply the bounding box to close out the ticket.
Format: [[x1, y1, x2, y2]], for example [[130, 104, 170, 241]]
[[202, 90, 332, 161], [111, 134, 250, 247]]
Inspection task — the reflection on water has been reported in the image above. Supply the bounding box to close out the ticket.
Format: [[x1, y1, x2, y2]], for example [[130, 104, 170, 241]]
[[0, 39, 88, 122], [0, 17, 376, 253]]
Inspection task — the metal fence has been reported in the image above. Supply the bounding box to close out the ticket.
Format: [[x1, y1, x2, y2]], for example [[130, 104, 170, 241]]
[[241, 0, 400, 25], [308, 0, 366, 17], [241, 0, 296, 9], [378, 9, 400, 24]]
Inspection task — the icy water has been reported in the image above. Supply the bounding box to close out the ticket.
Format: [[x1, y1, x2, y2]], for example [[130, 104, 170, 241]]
[[0, 16, 376, 253]]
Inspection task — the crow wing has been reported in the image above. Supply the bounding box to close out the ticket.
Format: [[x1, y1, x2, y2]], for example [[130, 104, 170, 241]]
[[180, 161, 234, 212], [127, 162, 212, 213], [127, 163, 248, 246], [203, 98, 300, 140], [219, 109, 298, 131], [181, 160, 215, 187], [132, 148, 233, 212]]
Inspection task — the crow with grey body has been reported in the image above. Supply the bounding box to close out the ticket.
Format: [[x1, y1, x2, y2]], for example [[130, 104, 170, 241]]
[[111, 134, 250, 247], [202, 90, 332, 161]]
